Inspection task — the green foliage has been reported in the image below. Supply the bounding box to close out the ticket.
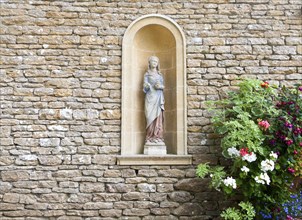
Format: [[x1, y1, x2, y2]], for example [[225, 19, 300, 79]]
[[197, 79, 302, 219], [220, 202, 256, 220], [196, 163, 226, 190], [221, 208, 241, 220], [196, 163, 210, 178]]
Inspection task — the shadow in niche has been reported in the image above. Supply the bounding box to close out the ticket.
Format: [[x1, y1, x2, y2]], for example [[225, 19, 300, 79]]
[[121, 14, 188, 163], [133, 24, 177, 154]]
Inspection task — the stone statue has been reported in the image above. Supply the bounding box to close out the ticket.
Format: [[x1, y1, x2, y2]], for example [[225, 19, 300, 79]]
[[143, 56, 167, 154]]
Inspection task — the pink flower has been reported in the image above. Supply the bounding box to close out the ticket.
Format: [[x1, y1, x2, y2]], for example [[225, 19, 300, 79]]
[[286, 215, 294, 220], [288, 167, 295, 174], [258, 120, 270, 131], [285, 139, 293, 146], [240, 148, 249, 157], [293, 150, 298, 155]]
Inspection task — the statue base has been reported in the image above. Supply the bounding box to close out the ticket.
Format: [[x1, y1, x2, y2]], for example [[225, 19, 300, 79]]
[[144, 142, 167, 155]]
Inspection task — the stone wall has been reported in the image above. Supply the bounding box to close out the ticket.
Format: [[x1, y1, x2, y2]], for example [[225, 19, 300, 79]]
[[0, 0, 301, 219]]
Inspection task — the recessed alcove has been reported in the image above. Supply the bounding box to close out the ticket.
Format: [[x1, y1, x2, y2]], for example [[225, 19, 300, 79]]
[[118, 14, 191, 165]]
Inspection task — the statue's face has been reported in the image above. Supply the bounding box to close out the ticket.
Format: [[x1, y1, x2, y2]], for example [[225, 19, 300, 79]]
[[149, 58, 158, 68]]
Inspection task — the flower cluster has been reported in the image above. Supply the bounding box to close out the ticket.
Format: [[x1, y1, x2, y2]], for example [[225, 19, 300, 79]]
[[197, 79, 302, 219], [258, 120, 270, 131], [255, 172, 271, 185], [223, 177, 237, 189]]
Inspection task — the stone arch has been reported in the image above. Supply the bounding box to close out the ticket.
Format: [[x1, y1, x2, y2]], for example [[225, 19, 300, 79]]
[[121, 14, 187, 158]]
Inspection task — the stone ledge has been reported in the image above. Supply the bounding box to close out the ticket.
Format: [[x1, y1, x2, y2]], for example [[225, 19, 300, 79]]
[[116, 155, 192, 165]]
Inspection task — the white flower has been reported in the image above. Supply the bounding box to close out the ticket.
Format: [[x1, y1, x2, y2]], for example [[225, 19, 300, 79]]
[[223, 177, 237, 189], [269, 151, 278, 160], [261, 159, 275, 172], [227, 147, 240, 157], [242, 152, 257, 162], [241, 166, 250, 173], [255, 172, 270, 185], [255, 176, 265, 184]]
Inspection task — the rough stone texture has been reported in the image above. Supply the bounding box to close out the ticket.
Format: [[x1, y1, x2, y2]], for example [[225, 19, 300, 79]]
[[0, 0, 301, 219]]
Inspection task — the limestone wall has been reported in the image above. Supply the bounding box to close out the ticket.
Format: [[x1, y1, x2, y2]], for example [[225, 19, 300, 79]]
[[0, 0, 301, 219]]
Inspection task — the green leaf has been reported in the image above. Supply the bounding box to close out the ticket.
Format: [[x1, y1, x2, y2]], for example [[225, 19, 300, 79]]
[[216, 126, 228, 134], [251, 107, 262, 116], [196, 163, 210, 178]]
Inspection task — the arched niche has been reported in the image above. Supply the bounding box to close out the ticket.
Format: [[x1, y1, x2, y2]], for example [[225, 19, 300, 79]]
[[118, 14, 191, 165]]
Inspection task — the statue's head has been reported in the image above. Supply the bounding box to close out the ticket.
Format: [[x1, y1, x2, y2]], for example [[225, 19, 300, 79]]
[[148, 56, 160, 71]]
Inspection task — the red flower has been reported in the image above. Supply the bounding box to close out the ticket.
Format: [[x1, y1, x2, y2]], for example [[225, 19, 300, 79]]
[[260, 81, 269, 88]]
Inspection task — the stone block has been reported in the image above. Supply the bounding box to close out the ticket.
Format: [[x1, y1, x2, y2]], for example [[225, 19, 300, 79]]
[[169, 191, 193, 202], [72, 155, 91, 165], [101, 82, 121, 90], [172, 203, 203, 216], [0, 182, 12, 193], [174, 179, 210, 192], [92, 89, 110, 98], [83, 202, 113, 210], [160, 201, 179, 208], [106, 183, 135, 193], [30, 171, 52, 180], [93, 193, 121, 202], [80, 56, 100, 65], [54, 89, 73, 97], [92, 155, 116, 165], [81, 36, 104, 44], [0, 56, 23, 65], [1, 170, 30, 182], [73, 89, 92, 97], [137, 183, 156, 193], [34, 88, 54, 96], [144, 142, 167, 155], [203, 38, 225, 45], [14, 88, 34, 96], [0, 87, 13, 95], [99, 109, 121, 119], [3, 193, 20, 203], [59, 109, 73, 119], [0, 203, 24, 211], [39, 138, 60, 147], [99, 209, 122, 217], [74, 27, 97, 35], [38, 155, 62, 165], [0, 138, 13, 145], [150, 208, 171, 216], [0, 156, 15, 166], [80, 182, 104, 193], [40, 193, 68, 203], [157, 184, 174, 193], [67, 194, 92, 203], [273, 46, 296, 55], [114, 201, 134, 209], [123, 208, 150, 216]]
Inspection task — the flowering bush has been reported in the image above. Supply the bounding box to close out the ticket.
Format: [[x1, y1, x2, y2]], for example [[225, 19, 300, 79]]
[[196, 79, 302, 219]]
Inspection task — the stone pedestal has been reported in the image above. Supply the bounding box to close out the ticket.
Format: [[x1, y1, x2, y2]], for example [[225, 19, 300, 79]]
[[144, 142, 167, 155]]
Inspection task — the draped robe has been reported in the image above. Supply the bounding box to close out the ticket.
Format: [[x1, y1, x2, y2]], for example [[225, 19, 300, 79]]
[[143, 71, 165, 142]]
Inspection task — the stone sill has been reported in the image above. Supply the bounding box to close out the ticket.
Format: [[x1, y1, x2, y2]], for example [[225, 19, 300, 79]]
[[116, 155, 192, 165]]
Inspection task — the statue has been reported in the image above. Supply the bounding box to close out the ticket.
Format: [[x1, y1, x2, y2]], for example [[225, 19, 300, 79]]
[[143, 56, 167, 155]]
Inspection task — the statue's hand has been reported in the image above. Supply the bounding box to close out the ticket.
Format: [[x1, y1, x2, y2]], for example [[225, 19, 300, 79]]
[[144, 83, 150, 91], [155, 81, 164, 90]]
